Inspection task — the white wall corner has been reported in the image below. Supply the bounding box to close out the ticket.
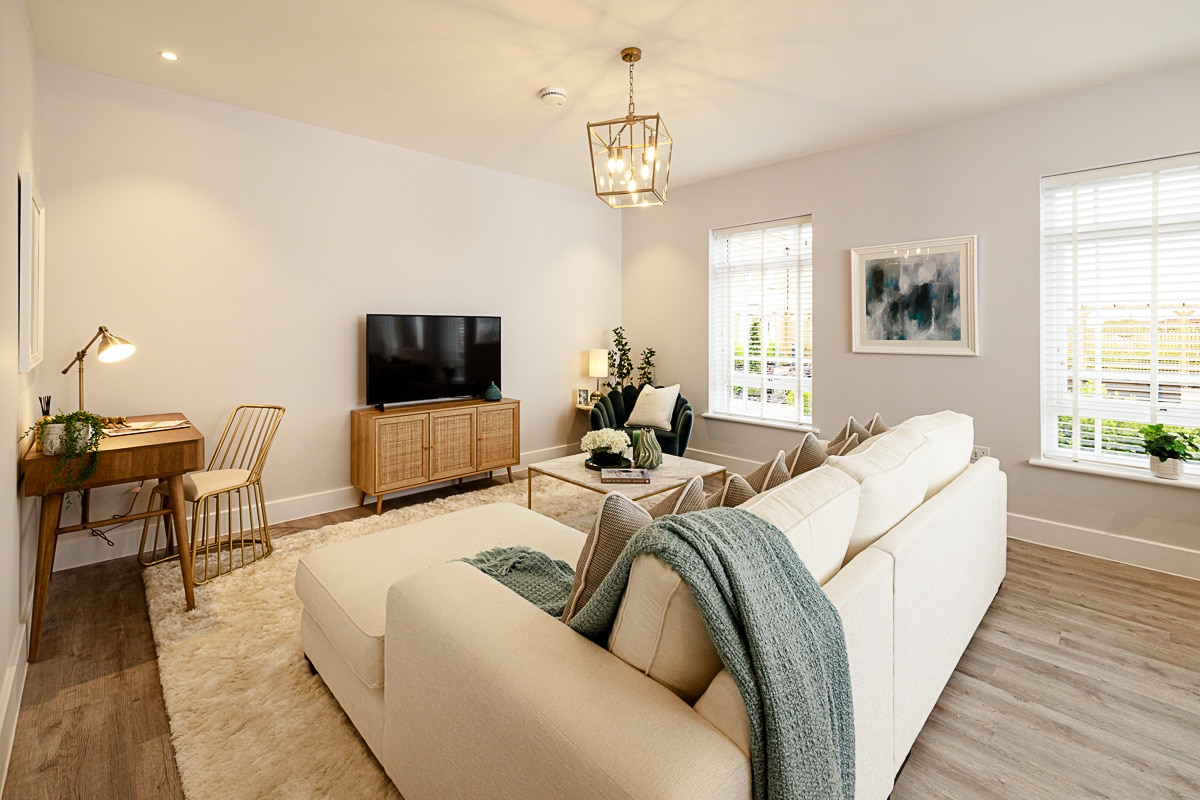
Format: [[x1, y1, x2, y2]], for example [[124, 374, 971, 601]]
[[1008, 512, 1200, 582]]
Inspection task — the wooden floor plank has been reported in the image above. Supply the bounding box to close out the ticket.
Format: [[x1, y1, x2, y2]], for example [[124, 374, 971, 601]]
[[4, 493, 1199, 799]]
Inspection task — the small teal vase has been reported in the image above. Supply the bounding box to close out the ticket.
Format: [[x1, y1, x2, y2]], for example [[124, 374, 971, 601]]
[[483, 381, 502, 401], [632, 427, 662, 469]]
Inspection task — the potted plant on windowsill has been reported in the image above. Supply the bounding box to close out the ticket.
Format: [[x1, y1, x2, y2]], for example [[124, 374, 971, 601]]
[[1139, 423, 1199, 480], [24, 409, 106, 501]]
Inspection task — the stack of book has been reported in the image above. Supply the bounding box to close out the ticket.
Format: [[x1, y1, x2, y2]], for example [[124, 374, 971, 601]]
[[600, 467, 651, 484]]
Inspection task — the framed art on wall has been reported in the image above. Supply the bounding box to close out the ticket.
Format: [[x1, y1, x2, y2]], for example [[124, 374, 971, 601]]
[[850, 234, 978, 356], [18, 172, 45, 373]]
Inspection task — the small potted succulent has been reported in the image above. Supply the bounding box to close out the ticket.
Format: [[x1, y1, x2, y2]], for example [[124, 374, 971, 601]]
[[24, 409, 106, 498], [580, 428, 631, 469], [1139, 423, 1198, 480]]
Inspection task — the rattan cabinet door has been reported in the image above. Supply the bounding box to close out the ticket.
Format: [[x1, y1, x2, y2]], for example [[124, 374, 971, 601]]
[[477, 401, 520, 471], [428, 407, 477, 481], [375, 413, 429, 491]]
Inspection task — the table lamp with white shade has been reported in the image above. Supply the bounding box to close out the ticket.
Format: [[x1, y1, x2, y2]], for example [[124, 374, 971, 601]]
[[588, 348, 609, 401]]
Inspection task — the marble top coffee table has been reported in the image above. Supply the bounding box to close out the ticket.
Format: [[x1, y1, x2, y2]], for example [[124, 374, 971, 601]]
[[526, 453, 726, 510]]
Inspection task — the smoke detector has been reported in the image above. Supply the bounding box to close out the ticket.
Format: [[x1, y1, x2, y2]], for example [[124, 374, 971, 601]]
[[538, 87, 568, 106]]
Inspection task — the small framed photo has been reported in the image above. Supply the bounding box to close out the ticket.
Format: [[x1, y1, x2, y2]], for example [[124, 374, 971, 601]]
[[576, 388, 591, 406], [850, 234, 978, 356]]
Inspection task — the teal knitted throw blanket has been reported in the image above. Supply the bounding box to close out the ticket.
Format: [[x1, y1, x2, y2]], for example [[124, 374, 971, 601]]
[[459, 545, 576, 618], [568, 508, 855, 800]]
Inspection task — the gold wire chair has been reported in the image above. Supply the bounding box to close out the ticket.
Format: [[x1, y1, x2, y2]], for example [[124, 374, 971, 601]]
[[139, 404, 285, 583]]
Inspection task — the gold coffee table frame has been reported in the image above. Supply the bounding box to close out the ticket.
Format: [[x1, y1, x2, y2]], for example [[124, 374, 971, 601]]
[[527, 453, 725, 510]]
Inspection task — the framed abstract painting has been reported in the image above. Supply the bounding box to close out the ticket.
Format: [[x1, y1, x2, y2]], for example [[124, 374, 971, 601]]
[[850, 235, 978, 356]]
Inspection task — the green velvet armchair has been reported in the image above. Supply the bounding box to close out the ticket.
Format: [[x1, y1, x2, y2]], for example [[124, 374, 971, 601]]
[[588, 384, 694, 457]]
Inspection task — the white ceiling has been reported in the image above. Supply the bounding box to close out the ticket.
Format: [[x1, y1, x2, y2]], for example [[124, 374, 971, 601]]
[[26, 0, 1200, 194]]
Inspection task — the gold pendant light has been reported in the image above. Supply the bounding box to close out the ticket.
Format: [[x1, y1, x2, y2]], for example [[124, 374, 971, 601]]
[[587, 47, 672, 208]]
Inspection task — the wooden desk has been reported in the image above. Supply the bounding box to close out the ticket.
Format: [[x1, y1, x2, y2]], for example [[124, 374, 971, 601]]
[[22, 412, 205, 662]]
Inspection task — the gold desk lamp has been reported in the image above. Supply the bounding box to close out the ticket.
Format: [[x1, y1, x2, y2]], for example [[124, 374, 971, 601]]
[[61, 326, 136, 411]]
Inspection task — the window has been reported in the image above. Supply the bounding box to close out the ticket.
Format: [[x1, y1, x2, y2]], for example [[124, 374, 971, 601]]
[[1040, 153, 1200, 473], [709, 216, 813, 426]]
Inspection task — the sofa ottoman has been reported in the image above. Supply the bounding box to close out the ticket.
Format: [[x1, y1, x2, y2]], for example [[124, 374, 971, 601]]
[[295, 502, 586, 758]]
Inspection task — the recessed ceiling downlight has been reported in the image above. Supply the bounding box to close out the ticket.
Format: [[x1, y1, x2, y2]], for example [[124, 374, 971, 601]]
[[160, 51, 179, 61]]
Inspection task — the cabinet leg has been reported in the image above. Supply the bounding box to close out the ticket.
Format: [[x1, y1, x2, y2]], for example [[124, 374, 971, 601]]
[[375, 495, 383, 515], [358, 490, 367, 508], [506, 467, 513, 483]]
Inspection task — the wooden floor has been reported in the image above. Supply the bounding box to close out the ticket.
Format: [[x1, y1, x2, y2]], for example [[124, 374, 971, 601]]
[[5, 483, 1199, 798]]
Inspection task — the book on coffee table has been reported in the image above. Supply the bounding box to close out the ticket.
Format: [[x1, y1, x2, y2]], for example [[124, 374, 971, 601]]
[[600, 468, 651, 484]]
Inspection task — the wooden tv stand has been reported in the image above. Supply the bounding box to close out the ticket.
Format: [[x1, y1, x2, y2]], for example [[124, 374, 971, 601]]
[[351, 397, 520, 514]]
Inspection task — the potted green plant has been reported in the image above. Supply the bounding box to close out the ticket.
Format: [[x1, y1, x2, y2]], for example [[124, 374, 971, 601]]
[[1139, 423, 1198, 480], [24, 409, 106, 499]]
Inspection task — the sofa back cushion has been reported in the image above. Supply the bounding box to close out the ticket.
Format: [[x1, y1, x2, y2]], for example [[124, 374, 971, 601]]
[[606, 553, 725, 704], [827, 425, 932, 563], [895, 410, 973, 499], [736, 465, 861, 585]]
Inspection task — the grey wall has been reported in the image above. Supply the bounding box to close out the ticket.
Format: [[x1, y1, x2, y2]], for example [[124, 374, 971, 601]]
[[622, 61, 1200, 574]]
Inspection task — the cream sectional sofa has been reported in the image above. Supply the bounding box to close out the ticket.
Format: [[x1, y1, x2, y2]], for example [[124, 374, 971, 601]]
[[295, 411, 1007, 799]]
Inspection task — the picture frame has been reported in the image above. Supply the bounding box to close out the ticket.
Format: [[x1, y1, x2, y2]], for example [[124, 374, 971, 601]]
[[576, 388, 591, 406], [18, 172, 45, 373], [850, 234, 978, 356]]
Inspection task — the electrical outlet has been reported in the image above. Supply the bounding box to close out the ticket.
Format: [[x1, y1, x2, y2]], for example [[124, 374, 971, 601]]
[[970, 445, 991, 463]]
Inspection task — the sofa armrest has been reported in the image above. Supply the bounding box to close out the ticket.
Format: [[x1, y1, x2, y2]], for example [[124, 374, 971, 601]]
[[383, 562, 749, 800], [868, 456, 1007, 766], [822, 547, 895, 800], [674, 406, 694, 455]]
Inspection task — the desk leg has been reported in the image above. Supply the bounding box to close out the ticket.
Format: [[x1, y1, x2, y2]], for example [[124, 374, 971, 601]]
[[527, 470, 534, 509], [166, 476, 196, 610], [28, 492, 64, 663]]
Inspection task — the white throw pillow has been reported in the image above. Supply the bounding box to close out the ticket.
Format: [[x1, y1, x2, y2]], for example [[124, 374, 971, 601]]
[[625, 384, 680, 431]]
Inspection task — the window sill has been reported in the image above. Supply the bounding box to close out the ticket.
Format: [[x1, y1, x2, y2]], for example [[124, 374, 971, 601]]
[[701, 412, 819, 435], [1028, 458, 1200, 491]]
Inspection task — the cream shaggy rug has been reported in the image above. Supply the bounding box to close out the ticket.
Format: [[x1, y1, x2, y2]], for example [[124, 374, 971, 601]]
[[143, 478, 605, 800]]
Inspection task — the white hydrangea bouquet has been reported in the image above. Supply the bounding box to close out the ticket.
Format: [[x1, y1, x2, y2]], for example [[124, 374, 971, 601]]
[[580, 428, 630, 455]]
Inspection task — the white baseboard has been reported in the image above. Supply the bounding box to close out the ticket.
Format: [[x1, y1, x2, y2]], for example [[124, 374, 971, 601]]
[[52, 444, 578, 572], [680, 447, 758, 474], [1008, 512, 1200, 582], [0, 623, 29, 798]]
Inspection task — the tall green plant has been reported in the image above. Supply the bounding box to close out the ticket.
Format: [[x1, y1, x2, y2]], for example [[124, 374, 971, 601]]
[[607, 326, 634, 389], [637, 347, 656, 385]]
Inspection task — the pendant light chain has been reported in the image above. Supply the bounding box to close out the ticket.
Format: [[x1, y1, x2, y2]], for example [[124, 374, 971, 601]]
[[627, 60, 636, 118]]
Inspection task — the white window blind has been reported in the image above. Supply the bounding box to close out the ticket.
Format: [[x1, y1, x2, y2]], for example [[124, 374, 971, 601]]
[[709, 216, 813, 425], [1040, 153, 1200, 472]]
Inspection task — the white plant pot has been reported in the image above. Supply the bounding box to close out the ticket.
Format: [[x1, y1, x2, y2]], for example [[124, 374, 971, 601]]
[[1149, 456, 1184, 480], [40, 421, 93, 457], [40, 423, 67, 456]]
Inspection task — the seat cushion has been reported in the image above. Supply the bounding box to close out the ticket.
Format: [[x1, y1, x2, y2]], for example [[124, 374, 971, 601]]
[[295, 503, 584, 690], [153, 468, 252, 501]]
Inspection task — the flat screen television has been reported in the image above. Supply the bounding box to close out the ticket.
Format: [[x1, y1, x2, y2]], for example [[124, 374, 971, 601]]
[[365, 314, 501, 407]]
